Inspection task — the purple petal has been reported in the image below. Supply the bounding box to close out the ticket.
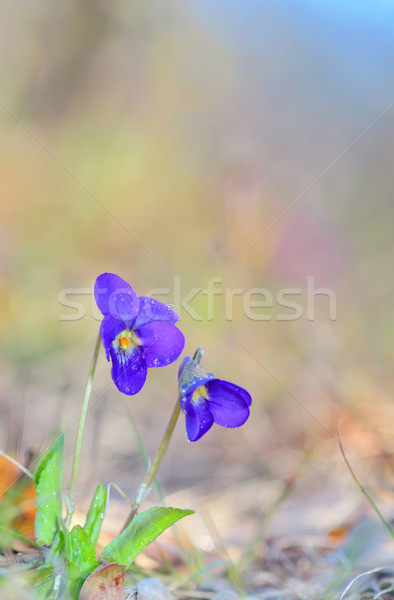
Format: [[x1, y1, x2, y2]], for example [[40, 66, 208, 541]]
[[136, 321, 185, 368], [180, 373, 215, 397], [100, 316, 126, 361], [110, 345, 147, 395], [133, 296, 179, 330], [205, 379, 251, 428], [182, 398, 214, 442], [94, 273, 139, 324]]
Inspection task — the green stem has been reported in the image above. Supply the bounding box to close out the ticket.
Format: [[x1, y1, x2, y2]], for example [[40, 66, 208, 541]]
[[120, 347, 204, 533], [121, 399, 181, 532], [65, 328, 101, 528]]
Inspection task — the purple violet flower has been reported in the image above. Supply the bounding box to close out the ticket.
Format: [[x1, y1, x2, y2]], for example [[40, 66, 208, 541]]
[[95, 273, 185, 395], [178, 355, 252, 441]]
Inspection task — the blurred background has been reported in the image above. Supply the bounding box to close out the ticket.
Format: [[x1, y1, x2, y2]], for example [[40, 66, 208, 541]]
[[1, 0, 394, 582]]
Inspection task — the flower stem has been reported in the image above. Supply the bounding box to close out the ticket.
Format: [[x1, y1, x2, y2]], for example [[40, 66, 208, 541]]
[[120, 348, 204, 533], [65, 328, 101, 528], [121, 399, 181, 532]]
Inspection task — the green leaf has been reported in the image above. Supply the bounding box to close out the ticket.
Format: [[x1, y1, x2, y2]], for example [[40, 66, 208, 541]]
[[83, 484, 106, 546], [65, 560, 83, 600], [102, 506, 194, 567], [66, 525, 98, 579], [34, 434, 64, 546], [65, 525, 98, 599], [48, 528, 66, 561]]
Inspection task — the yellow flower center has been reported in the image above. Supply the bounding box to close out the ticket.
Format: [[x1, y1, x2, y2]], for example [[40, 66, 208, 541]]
[[117, 329, 139, 351], [192, 385, 209, 403], [119, 335, 130, 350]]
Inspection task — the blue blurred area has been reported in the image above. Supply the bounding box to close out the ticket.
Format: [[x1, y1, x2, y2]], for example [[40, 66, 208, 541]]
[[192, 0, 394, 110]]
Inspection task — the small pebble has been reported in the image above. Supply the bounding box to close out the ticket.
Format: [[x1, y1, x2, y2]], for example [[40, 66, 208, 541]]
[[136, 578, 175, 600], [212, 591, 240, 600]]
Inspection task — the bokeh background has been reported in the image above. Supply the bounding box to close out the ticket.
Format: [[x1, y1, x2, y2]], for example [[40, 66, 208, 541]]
[[1, 0, 394, 585]]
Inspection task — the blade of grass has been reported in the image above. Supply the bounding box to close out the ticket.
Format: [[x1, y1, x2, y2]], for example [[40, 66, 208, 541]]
[[106, 482, 133, 508], [0, 450, 33, 480], [339, 566, 394, 600], [0, 523, 41, 548], [169, 558, 227, 590], [202, 509, 244, 594], [119, 399, 164, 502], [338, 421, 394, 538], [240, 450, 311, 573]]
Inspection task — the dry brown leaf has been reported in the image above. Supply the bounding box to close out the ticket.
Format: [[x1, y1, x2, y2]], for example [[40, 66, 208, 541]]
[[0, 454, 19, 497], [79, 563, 126, 600], [0, 454, 36, 542]]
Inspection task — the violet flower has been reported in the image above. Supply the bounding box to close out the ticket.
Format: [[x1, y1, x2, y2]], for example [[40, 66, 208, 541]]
[[95, 273, 185, 395], [178, 355, 252, 441]]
